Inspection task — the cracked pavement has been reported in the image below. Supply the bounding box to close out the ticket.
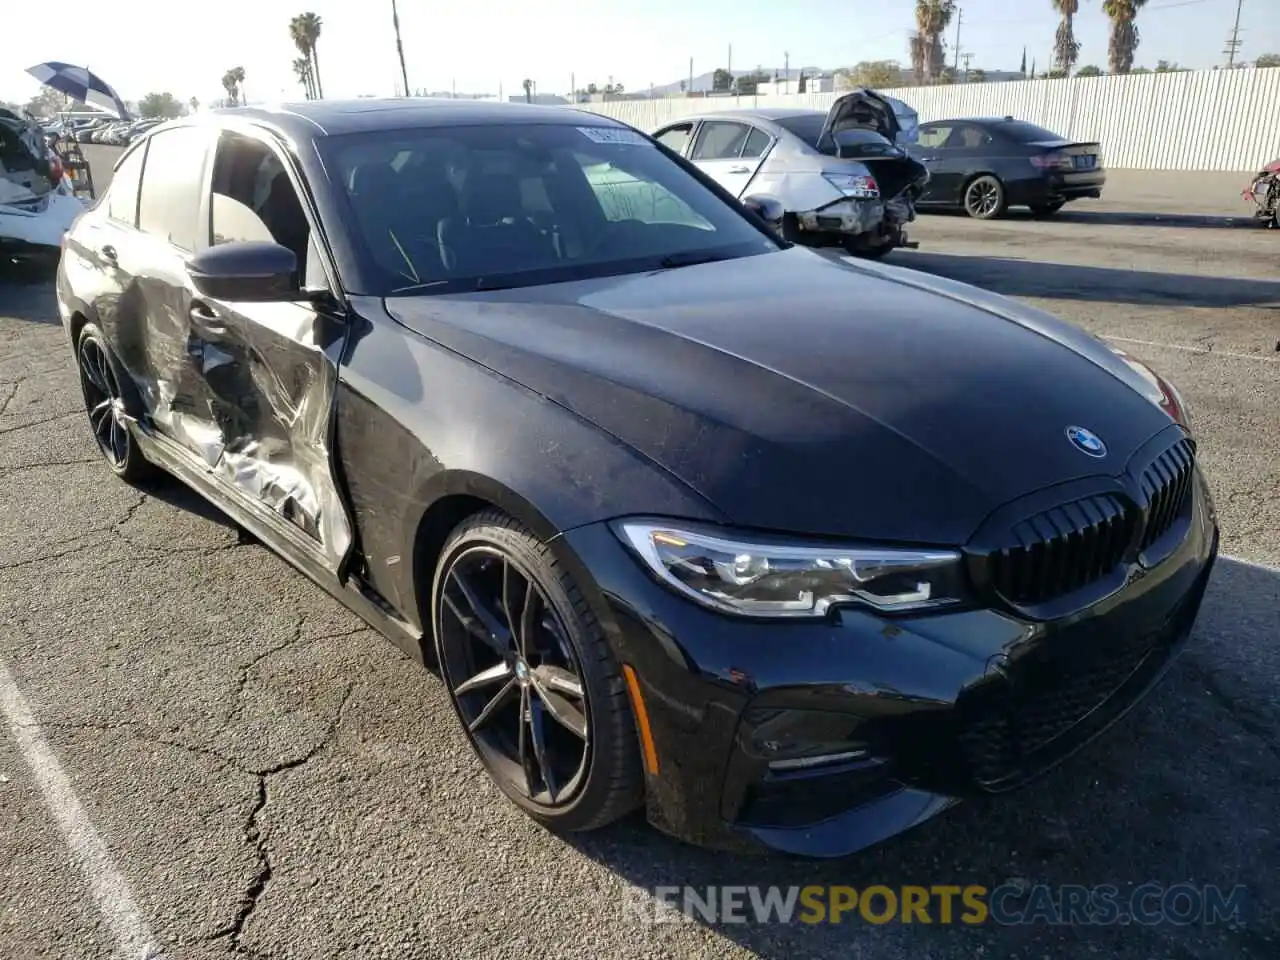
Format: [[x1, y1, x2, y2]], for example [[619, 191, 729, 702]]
[[0, 160, 1278, 959]]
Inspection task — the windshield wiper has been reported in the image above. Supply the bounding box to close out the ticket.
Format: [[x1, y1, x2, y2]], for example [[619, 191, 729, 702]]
[[656, 250, 737, 270]]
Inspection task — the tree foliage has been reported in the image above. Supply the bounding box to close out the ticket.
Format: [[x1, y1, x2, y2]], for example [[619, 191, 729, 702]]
[[138, 92, 185, 119]]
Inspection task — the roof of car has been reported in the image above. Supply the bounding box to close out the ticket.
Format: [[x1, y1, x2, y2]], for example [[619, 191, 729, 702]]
[[211, 97, 626, 138], [673, 106, 824, 125]]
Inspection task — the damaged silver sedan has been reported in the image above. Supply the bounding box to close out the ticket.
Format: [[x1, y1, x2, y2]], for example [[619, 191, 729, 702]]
[[653, 90, 930, 259]]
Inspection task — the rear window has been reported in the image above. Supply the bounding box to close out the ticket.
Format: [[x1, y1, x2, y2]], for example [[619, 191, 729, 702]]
[[995, 121, 1067, 143], [774, 113, 827, 148]]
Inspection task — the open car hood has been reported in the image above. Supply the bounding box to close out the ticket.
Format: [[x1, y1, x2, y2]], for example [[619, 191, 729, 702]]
[[818, 89, 918, 148]]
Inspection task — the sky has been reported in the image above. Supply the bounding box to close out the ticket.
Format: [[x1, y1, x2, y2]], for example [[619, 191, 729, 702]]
[[3, 0, 1278, 108]]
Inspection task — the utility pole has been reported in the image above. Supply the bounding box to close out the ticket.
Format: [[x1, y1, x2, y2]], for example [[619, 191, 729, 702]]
[[784, 51, 790, 94], [1224, 0, 1244, 68], [688, 57, 694, 96], [952, 7, 964, 73], [391, 0, 409, 98], [961, 52, 973, 82]]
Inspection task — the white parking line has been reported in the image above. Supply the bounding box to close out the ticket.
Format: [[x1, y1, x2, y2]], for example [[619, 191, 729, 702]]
[[0, 660, 166, 960], [1102, 335, 1279, 364]]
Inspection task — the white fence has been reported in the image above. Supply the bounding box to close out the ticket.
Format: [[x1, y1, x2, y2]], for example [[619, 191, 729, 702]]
[[576, 68, 1280, 172]]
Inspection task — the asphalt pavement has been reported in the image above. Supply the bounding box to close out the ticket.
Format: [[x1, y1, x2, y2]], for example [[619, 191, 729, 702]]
[[1, 149, 1277, 959]]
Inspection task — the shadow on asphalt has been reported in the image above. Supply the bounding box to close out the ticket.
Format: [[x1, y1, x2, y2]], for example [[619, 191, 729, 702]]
[[565, 556, 1278, 958], [0, 259, 60, 324], [919, 208, 1262, 230], [893, 251, 1280, 308]]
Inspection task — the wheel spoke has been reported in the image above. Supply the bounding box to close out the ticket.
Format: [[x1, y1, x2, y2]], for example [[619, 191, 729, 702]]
[[500, 558, 521, 643], [530, 676, 588, 741], [97, 349, 112, 396], [517, 686, 539, 795], [453, 660, 512, 697], [533, 664, 583, 700], [527, 697, 559, 801], [89, 399, 113, 436], [109, 415, 128, 464], [81, 347, 108, 392], [518, 580, 540, 658], [467, 679, 516, 733], [448, 567, 512, 649]]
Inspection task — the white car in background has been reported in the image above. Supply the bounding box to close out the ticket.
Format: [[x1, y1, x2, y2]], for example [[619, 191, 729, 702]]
[[651, 90, 930, 258]]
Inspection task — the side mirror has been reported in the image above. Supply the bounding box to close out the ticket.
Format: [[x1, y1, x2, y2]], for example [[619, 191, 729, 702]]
[[742, 194, 785, 234], [189, 241, 300, 302]]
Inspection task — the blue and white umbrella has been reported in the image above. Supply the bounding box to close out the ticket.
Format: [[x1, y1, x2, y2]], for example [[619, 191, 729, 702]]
[[24, 62, 131, 120]]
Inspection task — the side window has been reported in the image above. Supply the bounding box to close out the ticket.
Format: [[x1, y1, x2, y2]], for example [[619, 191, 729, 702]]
[[209, 132, 315, 283], [916, 125, 953, 150], [655, 123, 693, 155], [740, 127, 773, 160], [691, 121, 751, 161], [105, 142, 146, 226], [137, 126, 209, 251], [946, 124, 992, 149]]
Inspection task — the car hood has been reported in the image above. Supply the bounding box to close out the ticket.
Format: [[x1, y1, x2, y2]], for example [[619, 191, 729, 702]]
[[384, 247, 1176, 545]]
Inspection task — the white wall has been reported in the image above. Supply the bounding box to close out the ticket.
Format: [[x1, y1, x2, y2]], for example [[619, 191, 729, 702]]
[[575, 68, 1280, 172]]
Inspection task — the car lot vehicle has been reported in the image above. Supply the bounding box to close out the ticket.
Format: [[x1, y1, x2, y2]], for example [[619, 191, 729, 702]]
[[651, 90, 928, 258], [2, 107, 86, 263], [908, 116, 1105, 219], [1242, 158, 1280, 228], [57, 99, 1217, 858]]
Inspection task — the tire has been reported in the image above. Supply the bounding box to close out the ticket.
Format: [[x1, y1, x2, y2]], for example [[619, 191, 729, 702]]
[[431, 508, 645, 833], [75, 323, 155, 484], [963, 175, 1007, 220], [1029, 200, 1066, 218]]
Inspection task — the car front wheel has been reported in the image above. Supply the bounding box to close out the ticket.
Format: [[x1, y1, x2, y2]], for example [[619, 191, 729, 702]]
[[431, 509, 645, 833], [75, 323, 154, 483]]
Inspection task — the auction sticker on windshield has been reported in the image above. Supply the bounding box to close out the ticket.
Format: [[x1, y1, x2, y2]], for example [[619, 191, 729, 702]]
[[577, 127, 649, 145]]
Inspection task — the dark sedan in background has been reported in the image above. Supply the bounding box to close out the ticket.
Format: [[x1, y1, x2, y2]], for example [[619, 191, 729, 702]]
[[908, 116, 1106, 219], [57, 98, 1211, 859]]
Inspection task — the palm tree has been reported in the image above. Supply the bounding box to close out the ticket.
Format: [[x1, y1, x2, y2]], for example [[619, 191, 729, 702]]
[[293, 57, 315, 99], [1102, 0, 1149, 74], [289, 16, 316, 98], [294, 12, 323, 98], [910, 1, 956, 84], [522, 78, 534, 103], [221, 70, 239, 106], [1052, 0, 1082, 75], [231, 66, 246, 105], [391, 0, 410, 97], [189, 96, 200, 113]]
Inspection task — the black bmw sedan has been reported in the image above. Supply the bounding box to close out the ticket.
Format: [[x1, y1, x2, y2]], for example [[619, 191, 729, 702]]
[[56, 99, 1215, 858], [908, 116, 1106, 219]]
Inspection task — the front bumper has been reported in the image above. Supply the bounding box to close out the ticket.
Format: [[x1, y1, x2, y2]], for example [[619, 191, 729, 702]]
[[558, 467, 1218, 858]]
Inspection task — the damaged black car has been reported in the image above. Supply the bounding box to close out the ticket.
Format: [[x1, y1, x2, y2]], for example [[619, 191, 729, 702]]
[[57, 100, 1217, 858]]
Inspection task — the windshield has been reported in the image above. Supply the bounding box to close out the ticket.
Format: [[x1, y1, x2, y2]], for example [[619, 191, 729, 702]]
[[319, 122, 781, 296]]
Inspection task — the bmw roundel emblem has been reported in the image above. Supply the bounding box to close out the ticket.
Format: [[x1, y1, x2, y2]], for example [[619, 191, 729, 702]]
[[1066, 425, 1107, 458]]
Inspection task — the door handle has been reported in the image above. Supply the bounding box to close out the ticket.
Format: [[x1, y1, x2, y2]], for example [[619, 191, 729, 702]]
[[189, 302, 225, 334], [728, 165, 750, 174], [100, 244, 118, 264]]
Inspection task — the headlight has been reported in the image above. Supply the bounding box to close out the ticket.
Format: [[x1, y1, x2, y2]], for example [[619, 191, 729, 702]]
[[613, 520, 968, 619], [823, 173, 880, 199], [1108, 346, 1194, 431]]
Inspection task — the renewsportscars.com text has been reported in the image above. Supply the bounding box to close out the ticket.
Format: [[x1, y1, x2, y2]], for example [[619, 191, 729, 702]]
[[622, 883, 1250, 927]]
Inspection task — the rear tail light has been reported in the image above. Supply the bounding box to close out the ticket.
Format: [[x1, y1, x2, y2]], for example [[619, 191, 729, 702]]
[[823, 173, 880, 198], [1030, 152, 1075, 171]]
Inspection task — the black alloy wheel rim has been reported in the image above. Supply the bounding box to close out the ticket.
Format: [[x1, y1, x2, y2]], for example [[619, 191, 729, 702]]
[[437, 547, 590, 807], [78, 337, 130, 469], [967, 180, 1000, 217]]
